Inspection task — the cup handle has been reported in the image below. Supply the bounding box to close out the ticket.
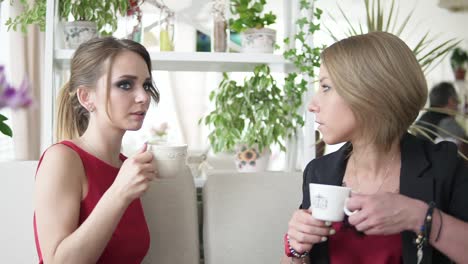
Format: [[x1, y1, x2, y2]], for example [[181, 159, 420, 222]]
[[343, 197, 359, 216], [146, 143, 152, 152]]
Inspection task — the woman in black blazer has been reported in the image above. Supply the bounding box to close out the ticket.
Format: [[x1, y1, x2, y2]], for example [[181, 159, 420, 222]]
[[282, 32, 468, 264]]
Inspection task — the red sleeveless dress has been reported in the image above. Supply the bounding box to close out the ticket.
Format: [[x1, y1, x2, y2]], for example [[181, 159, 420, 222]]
[[33, 141, 150, 263], [328, 221, 402, 263]]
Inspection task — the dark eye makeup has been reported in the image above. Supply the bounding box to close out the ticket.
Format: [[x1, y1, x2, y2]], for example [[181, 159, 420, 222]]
[[115, 80, 133, 90], [114, 78, 154, 92]]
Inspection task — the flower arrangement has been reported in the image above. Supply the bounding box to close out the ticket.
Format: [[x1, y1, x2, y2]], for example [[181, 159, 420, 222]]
[[0, 65, 33, 137], [148, 122, 169, 144]]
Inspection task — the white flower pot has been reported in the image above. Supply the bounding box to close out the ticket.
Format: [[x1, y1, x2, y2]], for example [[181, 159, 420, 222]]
[[63, 21, 98, 49], [241, 28, 276, 53], [235, 144, 271, 172]]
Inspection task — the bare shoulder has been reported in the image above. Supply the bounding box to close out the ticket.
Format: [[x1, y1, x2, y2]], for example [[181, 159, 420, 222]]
[[35, 143, 85, 193]]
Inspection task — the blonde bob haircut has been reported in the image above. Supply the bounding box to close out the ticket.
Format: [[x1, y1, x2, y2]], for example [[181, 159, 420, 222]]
[[321, 31, 427, 152]]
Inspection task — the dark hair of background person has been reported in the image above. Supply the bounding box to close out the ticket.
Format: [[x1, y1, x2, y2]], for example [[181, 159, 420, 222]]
[[429, 81, 458, 107]]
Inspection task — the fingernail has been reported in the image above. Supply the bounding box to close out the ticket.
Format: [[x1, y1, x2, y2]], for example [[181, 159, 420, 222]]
[[321, 236, 328, 242], [325, 221, 332, 226], [329, 229, 336, 235]]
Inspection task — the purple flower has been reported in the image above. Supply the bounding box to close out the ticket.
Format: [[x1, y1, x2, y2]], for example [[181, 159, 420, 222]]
[[0, 65, 33, 110]]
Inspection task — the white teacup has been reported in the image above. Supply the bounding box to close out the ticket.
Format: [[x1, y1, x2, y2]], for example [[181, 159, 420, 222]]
[[309, 183, 351, 222], [147, 143, 188, 179]]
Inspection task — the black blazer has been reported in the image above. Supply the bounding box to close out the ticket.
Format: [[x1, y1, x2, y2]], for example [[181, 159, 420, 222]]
[[300, 133, 468, 264]]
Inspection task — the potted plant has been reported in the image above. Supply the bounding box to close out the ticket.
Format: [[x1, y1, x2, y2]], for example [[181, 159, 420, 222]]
[[6, 0, 129, 48], [201, 65, 306, 172], [201, 0, 323, 171], [450, 47, 468, 80], [229, 0, 277, 53], [325, 0, 460, 74]]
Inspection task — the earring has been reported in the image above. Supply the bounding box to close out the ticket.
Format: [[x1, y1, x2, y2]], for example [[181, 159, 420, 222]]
[[88, 105, 95, 112]]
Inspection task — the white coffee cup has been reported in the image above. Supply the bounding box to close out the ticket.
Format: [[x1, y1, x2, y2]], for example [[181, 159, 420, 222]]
[[309, 183, 351, 222], [147, 143, 188, 179]]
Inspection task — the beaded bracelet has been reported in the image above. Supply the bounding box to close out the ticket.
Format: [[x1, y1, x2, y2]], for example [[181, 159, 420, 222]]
[[415, 201, 436, 264], [284, 234, 309, 259]]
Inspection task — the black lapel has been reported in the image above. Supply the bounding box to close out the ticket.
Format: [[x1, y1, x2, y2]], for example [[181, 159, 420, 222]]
[[399, 133, 434, 264], [316, 142, 351, 186]]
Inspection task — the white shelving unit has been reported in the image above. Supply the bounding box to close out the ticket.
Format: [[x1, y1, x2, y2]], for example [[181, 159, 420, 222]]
[[54, 49, 295, 72], [42, 0, 316, 170]]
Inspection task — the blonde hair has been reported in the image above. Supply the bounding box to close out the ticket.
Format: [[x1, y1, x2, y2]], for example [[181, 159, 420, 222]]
[[55, 37, 160, 141], [321, 32, 427, 151]]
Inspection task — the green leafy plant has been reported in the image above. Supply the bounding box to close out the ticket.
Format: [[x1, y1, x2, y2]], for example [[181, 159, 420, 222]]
[[6, 0, 129, 35], [282, 0, 324, 147], [202, 0, 323, 153], [229, 0, 276, 32], [202, 65, 305, 153], [5, 0, 46, 33], [324, 0, 460, 73], [450, 47, 468, 71], [283, 0, 323, 85]]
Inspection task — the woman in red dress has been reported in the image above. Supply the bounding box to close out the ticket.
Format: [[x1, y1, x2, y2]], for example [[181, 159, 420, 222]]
[[34, 37, 159, 263]]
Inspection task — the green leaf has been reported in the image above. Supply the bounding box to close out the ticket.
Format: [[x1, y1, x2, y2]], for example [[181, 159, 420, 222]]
[[0, 117, 13, 137], [300, 0, 310, 10], [296, 17, 308, 29]]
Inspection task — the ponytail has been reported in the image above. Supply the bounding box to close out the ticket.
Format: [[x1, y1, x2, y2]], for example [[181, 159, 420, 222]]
[[55, 82, 89, 142]]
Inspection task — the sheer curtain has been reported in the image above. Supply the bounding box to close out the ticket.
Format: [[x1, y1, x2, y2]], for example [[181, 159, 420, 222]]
[[8, 0, 44, 160]]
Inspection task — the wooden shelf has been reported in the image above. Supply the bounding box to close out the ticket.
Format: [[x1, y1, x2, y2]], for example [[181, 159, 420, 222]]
[[54, 50, 295, 72]]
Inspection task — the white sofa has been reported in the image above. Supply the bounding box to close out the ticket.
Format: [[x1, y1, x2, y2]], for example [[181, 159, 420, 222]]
[[0, 160, 200, 264], [0, 161, 39, 263], [141, 166, 200, 264], [1, 160, 304, 264], [202, 171, 303, 264]]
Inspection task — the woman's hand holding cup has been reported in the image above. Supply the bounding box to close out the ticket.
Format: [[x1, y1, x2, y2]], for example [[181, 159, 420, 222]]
[[110, 143, 156, 205], [345, 192, 426, 235], [286, 208, 335, 254]]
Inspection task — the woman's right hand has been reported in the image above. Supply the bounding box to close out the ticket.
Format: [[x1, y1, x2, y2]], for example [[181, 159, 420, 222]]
[[287, 209, 335, 254], [110, 143, 156, 205]]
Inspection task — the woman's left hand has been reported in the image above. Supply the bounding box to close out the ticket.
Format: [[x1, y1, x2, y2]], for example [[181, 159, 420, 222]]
[[346, 192, 428, 235]]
